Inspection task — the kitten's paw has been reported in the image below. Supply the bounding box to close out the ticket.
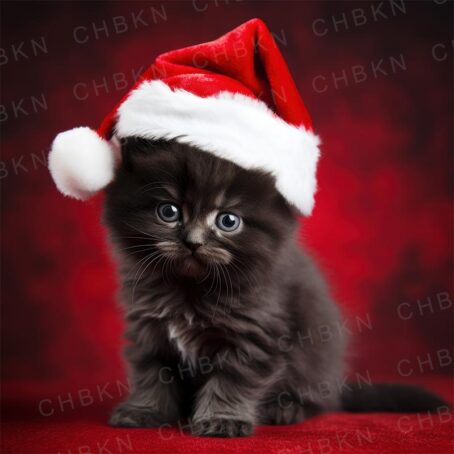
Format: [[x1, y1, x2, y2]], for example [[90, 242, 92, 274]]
[[271, 405, 305, 425], [191, 418, 253, 437], [261, 400, 305, 425], [109, 403, 169, 428]]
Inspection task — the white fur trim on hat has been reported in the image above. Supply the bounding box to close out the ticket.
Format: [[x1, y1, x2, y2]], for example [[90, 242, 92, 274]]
[[48, 127, 117, 200], [115, 81, 320, 215]]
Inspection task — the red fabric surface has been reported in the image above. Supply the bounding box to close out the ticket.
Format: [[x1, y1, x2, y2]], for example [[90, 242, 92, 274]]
[[2, 378, 453, 454]]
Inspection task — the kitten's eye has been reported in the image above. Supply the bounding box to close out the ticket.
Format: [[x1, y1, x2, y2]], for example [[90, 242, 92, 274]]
[[216, 213, 241, 232], [157, 203, 181, 222]]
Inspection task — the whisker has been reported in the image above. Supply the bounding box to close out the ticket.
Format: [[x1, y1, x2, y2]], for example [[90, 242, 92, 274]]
[[116, 243, 154, 252], [231, 258, 259, 288], [223, 264, 237, 314], [161, 255, 172, 285], [121, 247, 155, 259], [150, 252, 167, 277], [117, 235, 165, 244], [134, 168, 179, 189], [131, 252, 164, 303], [122, 221, 158, 239], [211, 264, 225, 322], [139, 185, 179, 198], [218, 264, 230, 316], [229, 260, 256, 290], [129, 249, 161, 283], [222, 263, 236, 316], [198, 263, 212, 284], [130, 251, 160, 280], [136, 181, 179, 194], [204, 263, 218, 296]]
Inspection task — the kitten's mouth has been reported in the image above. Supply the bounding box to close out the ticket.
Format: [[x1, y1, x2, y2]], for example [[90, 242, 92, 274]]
[[179, 255, 206, 279]]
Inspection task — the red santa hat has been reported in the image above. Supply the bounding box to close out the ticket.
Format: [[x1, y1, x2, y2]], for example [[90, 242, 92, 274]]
[[49, 18, 321, 215]]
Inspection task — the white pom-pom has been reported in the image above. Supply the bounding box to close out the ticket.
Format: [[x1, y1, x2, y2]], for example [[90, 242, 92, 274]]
[[48, 127, 116, 200]]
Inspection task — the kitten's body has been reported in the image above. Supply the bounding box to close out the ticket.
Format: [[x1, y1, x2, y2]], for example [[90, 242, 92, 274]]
[[104, 139, 446, 437]]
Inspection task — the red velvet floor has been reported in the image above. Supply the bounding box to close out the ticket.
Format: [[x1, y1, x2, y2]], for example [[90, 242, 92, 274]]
[[3, 377, 453, 454]]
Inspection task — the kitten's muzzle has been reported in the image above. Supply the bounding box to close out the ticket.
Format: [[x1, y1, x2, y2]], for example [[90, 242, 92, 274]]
[[183, 239, 202, 252]]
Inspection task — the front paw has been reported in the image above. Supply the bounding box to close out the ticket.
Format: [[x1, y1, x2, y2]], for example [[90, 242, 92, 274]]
[[191, 418, 253, 437], [260, 397, 306, 425], [109, 403, 169, 428]]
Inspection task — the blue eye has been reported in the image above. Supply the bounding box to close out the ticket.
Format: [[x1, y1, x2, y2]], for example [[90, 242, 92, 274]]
[[157, 203, 180, 222], [216, 213, 241, 232]]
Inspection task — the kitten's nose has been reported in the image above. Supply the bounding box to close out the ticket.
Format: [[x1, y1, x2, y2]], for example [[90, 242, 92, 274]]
[[183, 239, 202, 252]]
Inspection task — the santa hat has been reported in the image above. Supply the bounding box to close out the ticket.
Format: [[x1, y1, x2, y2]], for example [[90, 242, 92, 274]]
[[49, 18, 321, 215]]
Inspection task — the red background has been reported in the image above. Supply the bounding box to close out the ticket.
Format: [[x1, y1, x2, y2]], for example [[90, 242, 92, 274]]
[[1, 1, 453, 453]]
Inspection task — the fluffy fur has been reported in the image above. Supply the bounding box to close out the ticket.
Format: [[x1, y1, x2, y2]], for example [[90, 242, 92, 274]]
[[103, 139, 448, 438], [48, 127, 118, 200], [116, 80, 320, 215]]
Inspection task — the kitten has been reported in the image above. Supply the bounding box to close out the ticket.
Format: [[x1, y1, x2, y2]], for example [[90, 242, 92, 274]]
[[103, 138, 447, 437]]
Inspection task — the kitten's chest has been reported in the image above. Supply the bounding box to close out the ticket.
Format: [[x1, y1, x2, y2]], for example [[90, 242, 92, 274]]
[[165, 312, 225, 368]]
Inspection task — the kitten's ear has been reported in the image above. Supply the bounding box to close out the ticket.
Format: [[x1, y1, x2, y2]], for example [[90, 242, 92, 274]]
[[120, 137, 165, 171]]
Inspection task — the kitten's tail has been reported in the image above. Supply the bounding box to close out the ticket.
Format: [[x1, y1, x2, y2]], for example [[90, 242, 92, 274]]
[[341, 383, 451, 413]]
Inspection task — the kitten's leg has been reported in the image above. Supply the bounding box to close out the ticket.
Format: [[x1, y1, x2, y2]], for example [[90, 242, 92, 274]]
[[110, 358, 182, 428], [190, 350, 281, 437]]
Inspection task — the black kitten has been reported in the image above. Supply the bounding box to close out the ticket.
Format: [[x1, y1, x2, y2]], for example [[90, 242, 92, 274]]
[[103, 138, 447, 437]]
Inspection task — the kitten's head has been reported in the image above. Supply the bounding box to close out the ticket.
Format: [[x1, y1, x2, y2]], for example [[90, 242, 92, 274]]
[[104, 138, 297, 284]]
